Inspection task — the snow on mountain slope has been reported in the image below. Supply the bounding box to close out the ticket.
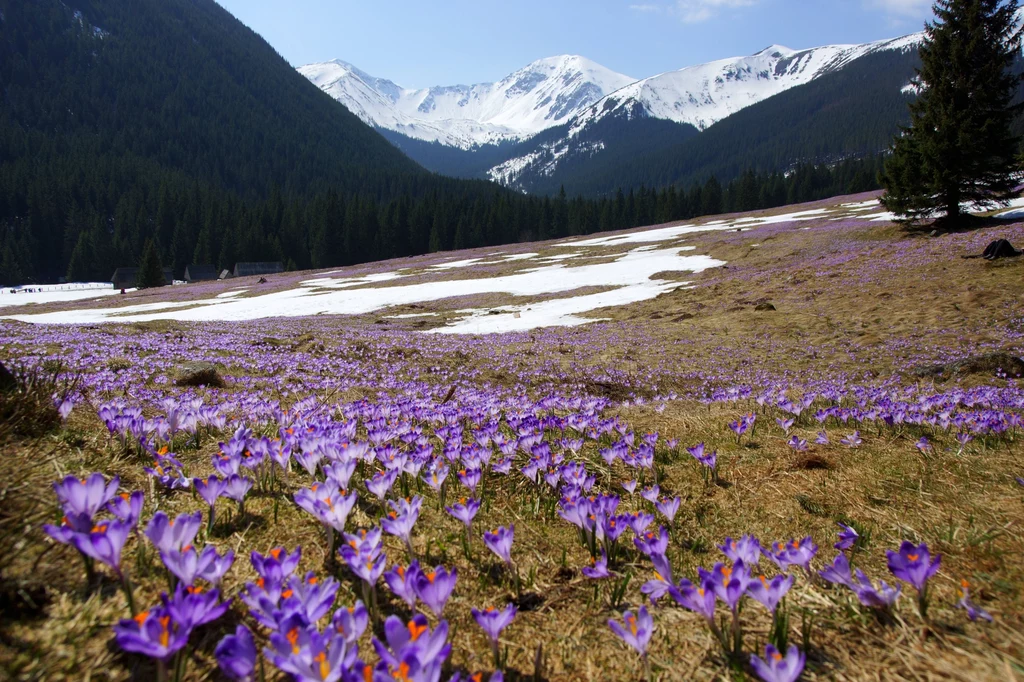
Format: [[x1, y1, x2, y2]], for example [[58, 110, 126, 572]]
[[568, 34, 922, 135], [299, 56, 635, 149], [487, 33, 923, 186]]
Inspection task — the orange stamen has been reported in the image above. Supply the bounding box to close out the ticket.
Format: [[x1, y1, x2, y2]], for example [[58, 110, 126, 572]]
[[408, 620, 427, 641]]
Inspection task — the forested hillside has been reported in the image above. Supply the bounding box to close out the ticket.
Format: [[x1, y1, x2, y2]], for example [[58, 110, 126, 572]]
[[0, 0, 536, 282], [0, 0, 895, 285]]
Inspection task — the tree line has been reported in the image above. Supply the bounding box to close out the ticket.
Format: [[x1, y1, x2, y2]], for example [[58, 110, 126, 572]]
[[0, 156, 886, 285]]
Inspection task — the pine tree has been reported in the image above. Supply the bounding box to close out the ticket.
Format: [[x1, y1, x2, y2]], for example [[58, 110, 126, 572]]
[[880, 0, 1023, 224], [137, 239, 166, 289], [66, 231, 96, 283]]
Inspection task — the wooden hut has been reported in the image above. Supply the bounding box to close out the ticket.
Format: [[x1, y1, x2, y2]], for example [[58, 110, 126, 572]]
[[111, 267, 173, 289], [233, 262, 283, 278], [184, 265, 218, 282]]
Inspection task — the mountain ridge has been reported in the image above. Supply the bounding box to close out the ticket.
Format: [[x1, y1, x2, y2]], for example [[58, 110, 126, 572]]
[[298, 55, 635, 148], [300, 32, 922, 159]]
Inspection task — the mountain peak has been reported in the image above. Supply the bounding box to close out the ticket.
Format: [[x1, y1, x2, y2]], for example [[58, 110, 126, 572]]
[[755, 44, 794, 57], [299, 55, 635, 148]]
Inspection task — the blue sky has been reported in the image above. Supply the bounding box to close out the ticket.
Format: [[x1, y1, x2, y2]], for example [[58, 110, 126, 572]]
[[216, 0, 934, 87]]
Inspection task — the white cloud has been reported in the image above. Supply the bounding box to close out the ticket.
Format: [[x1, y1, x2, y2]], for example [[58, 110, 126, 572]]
[[630, 0, 758, 23], [866, 0, 932, 19], [675, 0, 758, 23]]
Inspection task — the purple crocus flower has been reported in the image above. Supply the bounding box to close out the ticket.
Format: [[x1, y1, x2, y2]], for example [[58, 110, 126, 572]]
[[719, 535, 762, 566], [765, 537, 818, 573], [53, 473, 120, 529], [818, 553, 854, 588], [641, 552, 675, 604], [365, 470, 398, 501], [621, 480, 638, 495], [146, 511, 202, 553], [413, 565, 457, 617], [424, 464, 449, 491], [956, 580, 993, 622], [639, 485, 660, 504], [834, 523, 859, 551], [775, 418, 795, 434], [582, 550, 610, 579], [198, 547, 235, 586], [634, 526, 669, 557], [747, 574, 793, 614], [814, 431, 829, 445], [472, 603, 517, 650], [886, 541, 940, 594], [382, 496, 422, 553], [670, 579, 717, 627], [687, 443, 719, 470], [608, 606, 653, 656], [750, 644, 805, 682], [483, 525, 514, 565], [620, 513, 650, 538], [70, 519, 131, 576], [701, 561, 751, 612], [787, 436, 808, 452], [296, 481, 359, 534], [215, 624, 257, 682], [384, 562, 420, 609], [339, 529, 386, 586], [1015, 476, 1024, 487], [106, 491, 145, 528], [655, 497, 681, 523], [57, 397, 74, 421], [161, 545, 233, 586], [165, 584, 230, 629], [729, 418, 749, 438], [252, 546, 301, 582], [113, 603, 190, 662], [194, 475, 227, 508], [373, 614, 451, 674], [283, 572, 340, 624], [853, 569, 902, 609], [445, 497, 480, 532], [457, 467, 482, 494], [332, 601, 369, 645], [840, 431, 862, 448], [266, 615, 354, 682], [223, 474, 253, 503]]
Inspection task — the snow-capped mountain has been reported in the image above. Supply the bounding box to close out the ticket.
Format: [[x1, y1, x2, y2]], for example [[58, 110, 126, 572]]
[[570, 34, 920, 134], [299, 56, 635, 149], [488, 33, 923, 185]]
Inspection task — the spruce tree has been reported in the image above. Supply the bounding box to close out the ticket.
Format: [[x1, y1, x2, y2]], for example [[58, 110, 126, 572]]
[[137, 239, 166, 289], [880, 0, 1022, 225]]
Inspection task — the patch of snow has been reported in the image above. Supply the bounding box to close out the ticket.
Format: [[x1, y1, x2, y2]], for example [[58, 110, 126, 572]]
[[0, 283, 124, 307], [431, 258, 483, 270], [386, 313, 439, 319], [6, 248, 724, 331], [302, 272, 405, 289], [558, 209, 827, 248], [995, 207, 1024, 220]]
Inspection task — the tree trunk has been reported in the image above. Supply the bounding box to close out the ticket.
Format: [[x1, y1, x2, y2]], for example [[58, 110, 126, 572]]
[[944, 187, 961, 224]]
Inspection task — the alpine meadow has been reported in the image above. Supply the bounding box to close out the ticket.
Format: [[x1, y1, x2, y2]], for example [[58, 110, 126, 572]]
[[2, 1, 1024, 681]]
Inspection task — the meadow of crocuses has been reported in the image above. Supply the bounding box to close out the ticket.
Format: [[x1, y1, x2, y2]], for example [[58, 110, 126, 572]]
[[2, 195, 1024, 681]]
